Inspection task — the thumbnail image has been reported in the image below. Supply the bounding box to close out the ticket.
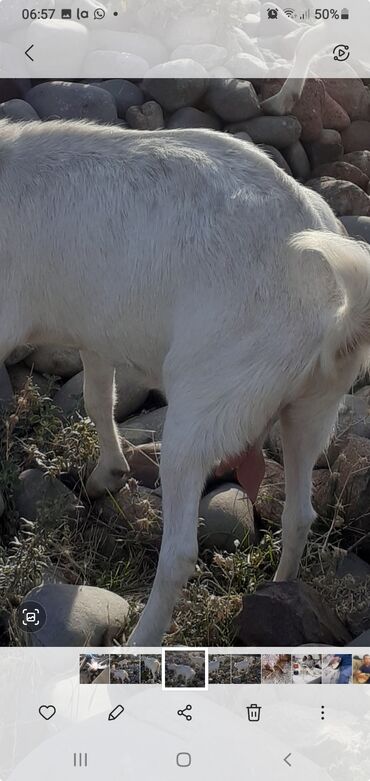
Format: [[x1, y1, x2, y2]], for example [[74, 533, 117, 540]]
[[79, 654, 109, 684], [208, 654, 231, 684], [322, 655, 353, 684], [231, 655, 261, 684], [261, 655, 292, 684], [140, 654, 162, 684], [164, 651, 206, 688], [110, 654, 140, 684], [292, 655, 322, 684], [353, 654, 370, 684]]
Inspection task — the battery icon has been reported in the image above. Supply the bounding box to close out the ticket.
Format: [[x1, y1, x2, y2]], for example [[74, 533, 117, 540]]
[[341, 7, 349, 19]]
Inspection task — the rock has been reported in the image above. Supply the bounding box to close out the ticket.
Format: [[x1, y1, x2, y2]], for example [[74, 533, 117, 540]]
[[14, 469, 82, 528], [22, 584, 129, 646], [225, 53, 268, 79], [342, 121, 370, 153], [205, 79, 261, 122], [322, 92, 351, 133], [52, 372, 85, 419], [348, 630, 370, 646], [312, 469, 334, 518], [89, 31, 167, 68], [125, 101, 164, 130], [0, 98, 39, 121], [143, 73, 208, 112], [166, 13, 220, 49], [5, 345, 34, 366], [233, 131, 253, 143], [0, 363, 14, 407], [336, 551, 370, 579], [343, 151, 370, 178], [226, 116, 301, 149], [23, 20, 88, 77], [119, 406, 166, 446], [24, 346, 82, 379], [0, 491, 4, 518], [331, 435, 370, 556], [259, 145, 292, 174], [167, 107, 221, 130], [170, 44, 227, 70], [98, 79, 144, 118], [323, 78, 370, 120], [82, 51, 149, 79], [311, 161, 368, 190], [53, 368, 148, 422], [198, 483, 260, 552], [305, 129, 343, 168], [261, 78, 324, 143], [254, 459, 285, 526], [306, 177, 370, 217], [8, 363, 52, 397], [125, 442, 161, 489], [233, 581, 352, 646], [26, 81, 117, 123], [283, 141, 311, 181]]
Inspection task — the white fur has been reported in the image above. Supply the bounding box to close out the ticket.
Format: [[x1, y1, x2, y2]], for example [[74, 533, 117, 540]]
[[142, 656, 161, 681], [1, 120, 370, 646]]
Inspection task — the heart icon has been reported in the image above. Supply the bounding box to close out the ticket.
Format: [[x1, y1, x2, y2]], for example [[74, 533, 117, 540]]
[[39, 705, 56, 721]]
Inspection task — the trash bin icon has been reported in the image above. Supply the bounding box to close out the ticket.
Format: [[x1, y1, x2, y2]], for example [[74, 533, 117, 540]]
[[247, 704, 261, 722]]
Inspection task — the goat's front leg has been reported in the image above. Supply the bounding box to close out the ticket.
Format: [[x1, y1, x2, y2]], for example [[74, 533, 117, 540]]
[[129, 407, 209, 646], [80, 350, 129, 499], [274, 394, 342, 581]]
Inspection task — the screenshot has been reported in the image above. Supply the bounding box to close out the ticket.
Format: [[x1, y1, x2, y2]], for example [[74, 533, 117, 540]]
[[0, 0, 370, 777]]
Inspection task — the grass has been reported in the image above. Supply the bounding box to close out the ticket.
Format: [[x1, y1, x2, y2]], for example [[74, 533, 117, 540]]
[[0, 377, 370, 646]]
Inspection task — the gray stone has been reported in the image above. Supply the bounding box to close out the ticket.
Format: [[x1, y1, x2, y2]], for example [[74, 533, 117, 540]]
[[0, 99, 39, 121], [53, 368, 148, 423], [170, 44, 227, 70], [348, 630, 370, 646], [340, 216, 370, 244], [14, 469, 82, 528], [167, 107, 221, 130], [125, 101, 164, 130], [119, 406, 166, 446], [233, 131, 253, 143], [26, 81, 117, 123], [259, 145, 292, 174], [89, 30, 167, 67], [226, 116, 301, 149], [143, 71, 208, 112], [0, 363, 13, 407], [225, 53, 268, 79], [355, 385, 370, 404], [331, 435, 370, 556], [283, 141, 311, 181], [166, 13, 220, 49], [233, 581, 352, 646], [336, 551, 370, 579], [125, 442, 161, 489], [205, 79, 261, 122], [198, 483, 260, 552], [5, 345, 34, 366], [305, 129, 343, 168], [311, 161, 369, 190], [25, 346, 82, 379], [8, 363, 52, 397], [306, 177, 370, 217], [82, 51, 149, 78], [98, 79, 144, 118], [342, 121, 370, 153], [22, 584, 129, 646], [344, 151, 370, 178]]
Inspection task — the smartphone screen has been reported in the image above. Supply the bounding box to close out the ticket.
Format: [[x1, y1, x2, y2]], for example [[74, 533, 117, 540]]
[[0, 0, 369, 778]]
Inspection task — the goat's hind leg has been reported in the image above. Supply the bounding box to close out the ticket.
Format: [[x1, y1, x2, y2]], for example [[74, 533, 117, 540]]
[[274, 390, 344, 581], [81, 350, 129, 498]]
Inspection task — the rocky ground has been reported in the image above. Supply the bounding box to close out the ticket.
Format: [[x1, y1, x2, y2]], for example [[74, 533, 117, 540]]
[[1, 76, 370, 648]]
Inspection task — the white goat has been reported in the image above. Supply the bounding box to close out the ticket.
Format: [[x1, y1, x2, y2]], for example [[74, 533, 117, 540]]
[[142, 656, 161, 682], [2, 119, 370, 646], [208, 659, 221, 673], [167, 663, 196, 685], [111, 668, 130, 684], [234, 659, 252, 673]]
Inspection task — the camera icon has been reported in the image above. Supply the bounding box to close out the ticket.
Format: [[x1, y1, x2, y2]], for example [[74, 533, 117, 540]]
[[17, 601, 47, 634]]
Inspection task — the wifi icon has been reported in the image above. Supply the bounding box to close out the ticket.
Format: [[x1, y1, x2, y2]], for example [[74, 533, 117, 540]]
[[284, 8, 296, 17]]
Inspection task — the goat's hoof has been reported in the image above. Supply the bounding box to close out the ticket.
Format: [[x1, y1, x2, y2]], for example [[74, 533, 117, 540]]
[[86, 464, 129, 499]]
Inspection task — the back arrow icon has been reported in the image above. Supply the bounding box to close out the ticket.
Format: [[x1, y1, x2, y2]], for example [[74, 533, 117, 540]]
[[25, 45, 34, 61], [284, 753, 292, 767]]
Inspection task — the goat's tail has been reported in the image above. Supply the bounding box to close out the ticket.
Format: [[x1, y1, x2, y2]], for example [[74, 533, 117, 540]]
[[289, 230, 370, 374]]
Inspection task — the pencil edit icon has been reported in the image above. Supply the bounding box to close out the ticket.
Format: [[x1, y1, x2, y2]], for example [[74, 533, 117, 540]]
[[108, 705, 125, 721]]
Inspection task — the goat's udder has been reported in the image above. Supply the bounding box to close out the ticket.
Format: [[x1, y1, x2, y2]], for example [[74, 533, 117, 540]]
[[215, 446, 266, 503]]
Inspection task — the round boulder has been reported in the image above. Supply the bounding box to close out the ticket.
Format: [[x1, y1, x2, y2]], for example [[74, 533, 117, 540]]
[[341, 121, 370, 153], [198, 483, 260, 551], [143, 71, 208, 112], [14, 469, 81, 528], [21, 584, 129, 646], [119, 406, 166, 446], [205, 79, 261, 123], [125, 101, 164, 130], [226, 116, 302, 149], [306, 177, 370, 217], [97, 79, 144, 118], [26, 81, 117, 123]]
